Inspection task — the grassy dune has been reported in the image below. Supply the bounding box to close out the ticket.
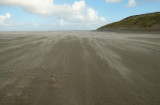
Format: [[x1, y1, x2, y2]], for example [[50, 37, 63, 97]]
[[98, 12, 160, 31]]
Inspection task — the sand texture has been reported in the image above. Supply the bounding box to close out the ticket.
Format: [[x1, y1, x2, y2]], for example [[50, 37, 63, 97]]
[[0, 31, 160, 105]]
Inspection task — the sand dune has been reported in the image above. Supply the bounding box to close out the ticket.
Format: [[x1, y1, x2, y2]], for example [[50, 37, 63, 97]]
[[0, 31, 160, 105]]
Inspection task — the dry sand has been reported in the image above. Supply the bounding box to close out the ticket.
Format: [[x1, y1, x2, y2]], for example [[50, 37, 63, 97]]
[[0, 31, 160, 105]]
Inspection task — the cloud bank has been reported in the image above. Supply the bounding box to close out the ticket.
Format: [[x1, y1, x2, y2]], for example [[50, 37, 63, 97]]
[[106, 0, 138, 7], [0, 0, 106, 29], [106, 0, 122, 3], [0, 12, 12, 26], [127, 0, 137, 7]]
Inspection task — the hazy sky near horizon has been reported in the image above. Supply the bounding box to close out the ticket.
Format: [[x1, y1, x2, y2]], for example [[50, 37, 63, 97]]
[[0, 0, 160, 31]]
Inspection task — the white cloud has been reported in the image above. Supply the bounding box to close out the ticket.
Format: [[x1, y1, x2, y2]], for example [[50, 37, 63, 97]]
[[106, 0, 122, 3], [0, 12, 12, 26], [0, 0, 106, 28], [0, 0, 54, 16], [60, 19, 65, 26], [127, 0, 137, 7]]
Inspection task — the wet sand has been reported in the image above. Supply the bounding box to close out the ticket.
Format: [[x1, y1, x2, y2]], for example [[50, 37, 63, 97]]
[[0, 31, 160, 105]]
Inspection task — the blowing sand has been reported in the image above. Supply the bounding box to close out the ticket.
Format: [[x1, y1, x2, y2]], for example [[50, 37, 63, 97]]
[[0, 31, 160, 105]]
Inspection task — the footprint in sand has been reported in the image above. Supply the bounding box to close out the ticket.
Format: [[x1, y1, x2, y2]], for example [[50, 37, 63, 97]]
[[49, 75, 61, 88], [50, 77, 56, 84]]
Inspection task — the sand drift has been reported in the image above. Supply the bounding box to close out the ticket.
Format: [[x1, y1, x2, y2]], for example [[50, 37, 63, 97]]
[[0, 31, 160, 105]]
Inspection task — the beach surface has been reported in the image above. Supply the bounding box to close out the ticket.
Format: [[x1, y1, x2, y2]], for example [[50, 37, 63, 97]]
[[0, 31, 160, 105]]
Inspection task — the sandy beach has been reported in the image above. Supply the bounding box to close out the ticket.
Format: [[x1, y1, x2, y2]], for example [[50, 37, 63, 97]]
[[0, 31, 160, 105]]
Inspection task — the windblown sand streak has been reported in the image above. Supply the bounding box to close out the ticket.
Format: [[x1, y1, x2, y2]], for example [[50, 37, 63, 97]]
[[0, 31, 160, 105]]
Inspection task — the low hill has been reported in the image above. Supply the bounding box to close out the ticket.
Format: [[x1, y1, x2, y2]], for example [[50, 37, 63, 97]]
[[98, 12, 160, 31]]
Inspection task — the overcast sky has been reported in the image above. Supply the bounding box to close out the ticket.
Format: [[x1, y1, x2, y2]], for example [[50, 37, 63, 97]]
[[0, 0, 160, 31]]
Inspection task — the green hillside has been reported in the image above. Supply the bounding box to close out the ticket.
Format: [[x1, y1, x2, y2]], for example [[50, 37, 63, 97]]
[[98, 12, 160, 31]]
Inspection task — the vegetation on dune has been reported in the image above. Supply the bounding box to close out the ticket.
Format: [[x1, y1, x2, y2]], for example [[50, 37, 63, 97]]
[[98, 12, 160, 30]]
